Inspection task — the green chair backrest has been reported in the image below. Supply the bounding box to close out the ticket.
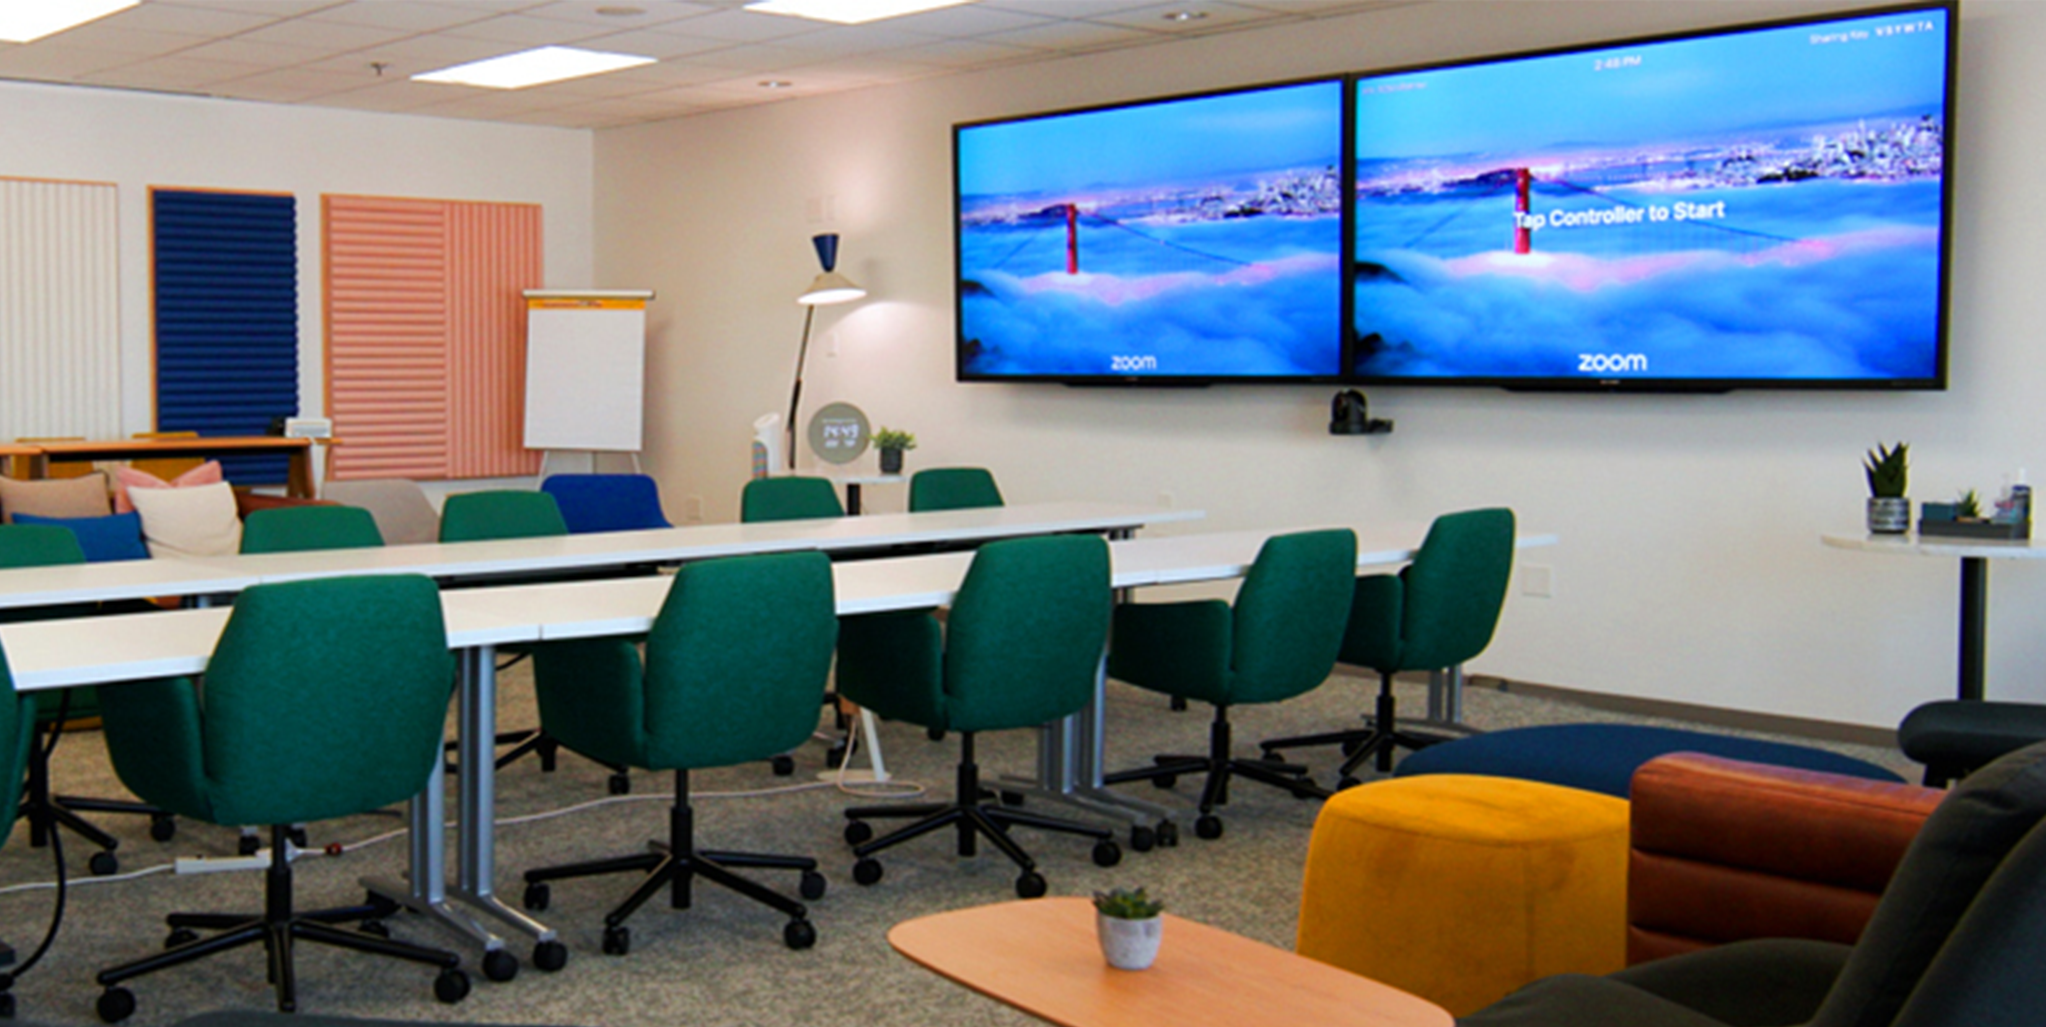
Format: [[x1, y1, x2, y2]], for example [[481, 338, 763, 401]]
[[0, 643, 33, 842], [942, 534, 1111, 733], [99, 575, 454, 827], [1227, 529, 1358, 706], [741, 477, 845, 523], [439, 490, 568, 542], [1396, 508, 1516, 672], [0, 524, 87, 568], [639, 551, 838, 769], [909, 467, 1004, 513], [240, 505, 384, 554]]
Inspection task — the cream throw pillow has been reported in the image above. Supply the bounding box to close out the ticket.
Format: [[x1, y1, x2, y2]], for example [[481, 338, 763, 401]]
[[0, 472, 112, 524], [129, 481, 243, 557]]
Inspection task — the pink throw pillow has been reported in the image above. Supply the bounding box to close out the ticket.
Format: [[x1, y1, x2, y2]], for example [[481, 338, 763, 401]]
[[113, 460, 224, 514]]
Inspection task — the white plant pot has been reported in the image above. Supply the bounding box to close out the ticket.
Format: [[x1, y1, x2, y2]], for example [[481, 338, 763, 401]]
[[1097, 913, 1163, 971], [1868, 496, 1911, 535]]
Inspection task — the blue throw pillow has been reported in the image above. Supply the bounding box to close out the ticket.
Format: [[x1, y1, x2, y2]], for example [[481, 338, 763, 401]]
[[13, 511, 149, 563]]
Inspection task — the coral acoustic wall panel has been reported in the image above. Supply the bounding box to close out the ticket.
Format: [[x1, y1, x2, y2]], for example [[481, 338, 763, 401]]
[[153, 189, 298, 485], [325, 195, 542, 481], [0, 177, 122, 442]]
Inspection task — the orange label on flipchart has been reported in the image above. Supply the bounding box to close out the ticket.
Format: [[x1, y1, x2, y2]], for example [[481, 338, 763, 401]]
[[526, 297, 647, 310]]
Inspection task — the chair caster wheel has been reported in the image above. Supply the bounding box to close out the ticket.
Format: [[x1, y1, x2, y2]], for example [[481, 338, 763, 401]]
[[784, 918, 817, 950], [523, 882, 550, 911], [1151, 775, 1176, 790], [1092, 840, 1122, 868], [359, 919, 391, 939], [0, 991, 14, 1019], [800, 870, 827, 900], [164, 927, 198, 950], [1157, 820, 1180, 847], [825, 743, 847, 769], [1129, 825, 1155, 853], [96, 987, 136, 1023], [149, 816, 176, 842], [852, 858, 883, 886], [238, 834, 260, 856], [482, 949, 519, 983], [1194, 814, 1224, 840], [1015, 871, 1048, 899], [89, 851, 118, 876], [533, 940, 569, 972], [999, 791, 1025, 807], [288, 826, 308, 848], [608, 773, 631, 796], [844, 821, 874, 846], [434, 968, 470, 1004], [1336, 775, 1362, 791], [771, 755, 795, 777], [365, 892, 401, 919], [1340, 737, 1365, 756], [601, 926, 630, 956], [926, 727, 947, 742]]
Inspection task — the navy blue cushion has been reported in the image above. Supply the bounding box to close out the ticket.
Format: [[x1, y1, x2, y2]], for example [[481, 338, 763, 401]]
[[540, 474, 672, 534], [1393, 723, 1904, 798], [12, 511, 148, 563]]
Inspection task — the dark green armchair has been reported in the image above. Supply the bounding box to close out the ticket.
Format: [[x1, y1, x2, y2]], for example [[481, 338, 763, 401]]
[[907, 467, 1003, 512], [741, 476, 845, 522], [1104, 529, 1357, 840]]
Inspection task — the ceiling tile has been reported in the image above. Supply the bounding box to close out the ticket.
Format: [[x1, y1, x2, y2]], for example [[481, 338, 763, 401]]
[[15, 22, 210, 58], [442, 13, 618, 46], [171, 36, 335, 67], [870, 4, 1056, 38], [306, 1, 539, 33], [76, 54, 271, 90], [1089, 2, 1292, 34], [208, 66, 380, 102], [519, 2, 722, 30], [153, 1, 354, 17], [234, 18, 417, 52], [568, 26, 742, 60], [978, 0, 1167, 17], [0, 44, 139, 79], [308, 78, 462, 112], [100, 3, 293, 36], [887, 37, 1047, 68], [326, 34, 512, 71], [978, 18, 1161, 51], [651, 8, 828, 44]]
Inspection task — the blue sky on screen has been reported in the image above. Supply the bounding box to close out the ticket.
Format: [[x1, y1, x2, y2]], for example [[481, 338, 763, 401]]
[[959, 80, 1341, 197], [1355, 7, 1948, 160]]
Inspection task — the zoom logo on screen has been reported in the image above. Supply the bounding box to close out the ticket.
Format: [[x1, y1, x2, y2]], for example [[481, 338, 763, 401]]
[[1111, 354, 1160, 372], [1578, 353, 1648, 373]]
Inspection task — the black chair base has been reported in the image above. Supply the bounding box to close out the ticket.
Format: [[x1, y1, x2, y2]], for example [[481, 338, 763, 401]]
[[22, 721, 174, 876], [1106, 705, 1327, 839], [846, 732, 1121, 897], [520, 770, 820, 953], [93, 827, 466, 1023], [1259, 671, 1455, 784]]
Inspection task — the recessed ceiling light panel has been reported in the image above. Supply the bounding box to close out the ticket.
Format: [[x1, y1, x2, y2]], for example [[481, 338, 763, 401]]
[[0, 0, 138, 44], [413, 46, 656, 90], [744, 0, 972, 26]]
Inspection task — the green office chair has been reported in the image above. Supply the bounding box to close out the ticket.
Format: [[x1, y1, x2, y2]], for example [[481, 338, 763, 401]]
[[741, 476, 845, 522], [839, 535, 1121, 898], [1259, 508, 1515, 786], [907, 467, 1004, 512], [0, 525, 175, 875], [0, 638, 37, 1020], [240, 504, 383, 554], [518, 552, 838, 955], [1104, 529, 1357, 840], [91, 575, 469, 1021]]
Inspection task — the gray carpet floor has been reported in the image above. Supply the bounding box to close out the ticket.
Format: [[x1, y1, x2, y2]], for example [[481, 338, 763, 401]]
[[0, 666, 1915, 1027]]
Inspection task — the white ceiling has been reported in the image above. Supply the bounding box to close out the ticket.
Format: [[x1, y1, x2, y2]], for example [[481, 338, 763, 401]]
[[0, 0, 1414, 129]]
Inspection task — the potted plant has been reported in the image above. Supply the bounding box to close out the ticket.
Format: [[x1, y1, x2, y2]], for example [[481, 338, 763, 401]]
[[1093, 887, 1165, 970], [1864, 442, 1910, 534], [874, 427, 916, 475]]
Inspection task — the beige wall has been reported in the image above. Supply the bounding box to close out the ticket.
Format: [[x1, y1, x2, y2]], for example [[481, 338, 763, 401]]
[[598, 0, 2043, 729]]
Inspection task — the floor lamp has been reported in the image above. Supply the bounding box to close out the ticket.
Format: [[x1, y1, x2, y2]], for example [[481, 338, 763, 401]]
[[786, 233, 866, 470]]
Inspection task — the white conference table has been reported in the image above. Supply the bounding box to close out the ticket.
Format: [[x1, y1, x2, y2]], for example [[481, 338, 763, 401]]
[[0, 501, 1202, 612]]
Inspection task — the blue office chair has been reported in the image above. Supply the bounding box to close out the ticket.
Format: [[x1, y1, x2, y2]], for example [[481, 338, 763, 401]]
[[540, 474, 672, 534]]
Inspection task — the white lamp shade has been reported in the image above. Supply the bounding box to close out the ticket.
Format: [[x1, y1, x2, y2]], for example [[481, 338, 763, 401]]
[[799, 271, 866, 306]]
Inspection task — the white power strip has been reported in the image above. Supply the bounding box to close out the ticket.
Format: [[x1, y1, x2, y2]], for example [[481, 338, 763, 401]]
[[174, 844, 304, 876]]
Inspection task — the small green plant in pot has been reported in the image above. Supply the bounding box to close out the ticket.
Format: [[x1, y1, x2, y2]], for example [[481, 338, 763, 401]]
[[1864, 442, 1910, 534], [874, 427, 916, 475], [1094, 888, 1165, 970], [1955, 488, 1983, 520]]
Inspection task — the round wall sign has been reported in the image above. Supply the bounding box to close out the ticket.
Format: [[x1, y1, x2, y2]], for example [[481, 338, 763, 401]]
[[806, 402, 870, 465]]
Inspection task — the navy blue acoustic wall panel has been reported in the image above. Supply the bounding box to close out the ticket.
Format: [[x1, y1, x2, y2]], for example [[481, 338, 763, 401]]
[[153, 189, 298, 484]]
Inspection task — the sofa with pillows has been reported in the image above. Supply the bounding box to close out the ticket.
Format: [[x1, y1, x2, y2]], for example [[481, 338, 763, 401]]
[[0, 463, 329, 563]]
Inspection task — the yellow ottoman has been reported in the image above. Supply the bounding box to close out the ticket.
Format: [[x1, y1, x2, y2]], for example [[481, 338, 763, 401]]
[[1295, 774, 1629, 1016]]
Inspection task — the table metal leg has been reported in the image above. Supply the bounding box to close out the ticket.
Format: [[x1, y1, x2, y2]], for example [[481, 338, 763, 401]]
[[1001, 656, 1184, 831], [451, 647, 560, 950], [1959, 556, 1988, 701], [361, 753, 505, 954]]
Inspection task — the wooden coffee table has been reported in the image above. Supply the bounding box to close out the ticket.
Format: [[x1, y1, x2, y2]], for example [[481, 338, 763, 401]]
[[888, 897, 1452, 1027]]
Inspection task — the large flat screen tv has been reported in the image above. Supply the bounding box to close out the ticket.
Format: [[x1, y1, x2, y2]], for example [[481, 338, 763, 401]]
[[1350, 2, 1956, 390], [955, 79, 1346, 383]]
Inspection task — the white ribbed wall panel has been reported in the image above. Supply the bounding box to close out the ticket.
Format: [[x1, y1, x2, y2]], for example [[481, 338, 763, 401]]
[[0, 178, 121, 442]]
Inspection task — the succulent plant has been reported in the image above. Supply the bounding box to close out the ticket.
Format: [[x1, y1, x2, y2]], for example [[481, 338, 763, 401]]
[[1956, 488, 1982, 519], [1864, 442, 1909, 498], [1093, 887, 1165, 920]]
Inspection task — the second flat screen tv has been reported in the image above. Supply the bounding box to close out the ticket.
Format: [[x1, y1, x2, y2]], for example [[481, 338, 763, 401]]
[[955, 79, 1346, 382], [1350, 3, 1955, 389]]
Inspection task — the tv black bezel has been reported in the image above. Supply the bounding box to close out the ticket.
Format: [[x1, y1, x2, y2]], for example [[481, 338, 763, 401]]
[[949, 0, 1959, 392], [951, 74, 1355, 387]]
